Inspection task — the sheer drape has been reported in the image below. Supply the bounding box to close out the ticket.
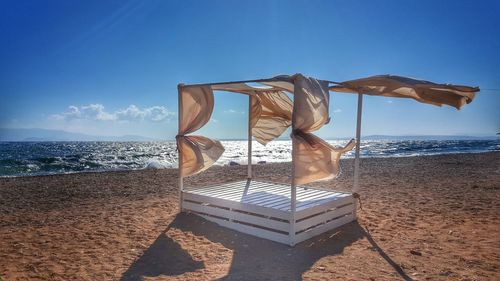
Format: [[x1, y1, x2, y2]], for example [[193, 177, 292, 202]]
[[177, 86, 224, 177], [250, 91, 293, 145], [291, 74, 354, 185]]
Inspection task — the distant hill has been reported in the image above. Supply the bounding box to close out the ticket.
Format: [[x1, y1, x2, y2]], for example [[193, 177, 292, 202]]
[[0, 128, 159, 141], [277, 134, 498, 141], [1, 128, 497, 142], [306, 135, 497, 141], [219, 134, 498, 141], [361, 135, 499, 140]]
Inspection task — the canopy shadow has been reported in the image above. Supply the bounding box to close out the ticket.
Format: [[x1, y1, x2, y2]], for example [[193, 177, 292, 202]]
[[121, 213, 412, 281], [120, 228, 204, 281]]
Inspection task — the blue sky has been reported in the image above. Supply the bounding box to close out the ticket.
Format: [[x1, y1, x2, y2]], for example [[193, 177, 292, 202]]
[[1, 0, 499, 140]]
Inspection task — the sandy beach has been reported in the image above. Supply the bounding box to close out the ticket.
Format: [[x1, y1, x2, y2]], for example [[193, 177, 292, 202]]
[[0, 152, 498, 280]]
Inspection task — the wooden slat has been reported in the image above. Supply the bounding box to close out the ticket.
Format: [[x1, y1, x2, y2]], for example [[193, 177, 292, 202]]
[[188, 181, 248, 196], [295, 193, 350, 210], [191, 185, 245, 198], [294, 212, 356, 244], [188, 181, 290, 197], [240, 188, 292, 204], [186, 181, 333, 203], [240, 189, 289, 202], [243, 186, 321, 207], [183, 192, 289, 220], [294, 204, 355, 232], [257, 191, 319, 209], [242, 192, 291, 206], [295, 196, 354, 220], [184, 180, 246, 192], [188, 181, 280, 198], [216, 182, 287, 200], [196, 214, 291, 245], [191, 184, 284, 202], [183, 201, 289, 232], [186, 180, 346, 197], [246, 185, 322, 203], [272, 191, 342, 210], [188, 181, 290, 203], [195, 180, 271, 193]]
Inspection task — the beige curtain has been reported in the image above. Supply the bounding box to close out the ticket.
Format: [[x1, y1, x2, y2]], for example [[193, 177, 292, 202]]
[[330, 75, 478, 109], [293, 134, 356, 184], [250, 91, 293, 145], [177, 86, 224, 177], [177, 135, 224, 177], [292, 74, 331, 131], [291, 74, 354, 185]]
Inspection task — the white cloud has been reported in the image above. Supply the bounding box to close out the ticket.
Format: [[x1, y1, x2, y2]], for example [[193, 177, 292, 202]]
[[50, 104, 175, 122], [333, 108, 342, 113], [386, 100, 394, 104], [116, 105, 174, 122], [224, 109, 245, 114], [83, 104, 117, 121]]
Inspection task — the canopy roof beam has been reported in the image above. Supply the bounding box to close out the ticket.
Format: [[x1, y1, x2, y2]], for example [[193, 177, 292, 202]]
[[180, 78, 341, 89]]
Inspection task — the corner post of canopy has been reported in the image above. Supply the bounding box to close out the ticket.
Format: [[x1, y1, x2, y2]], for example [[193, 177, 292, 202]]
[[177, 83, 184, 212], [289, 135, 297, 245], [353, 92, 363, 193], [247, 95, 252, 179]]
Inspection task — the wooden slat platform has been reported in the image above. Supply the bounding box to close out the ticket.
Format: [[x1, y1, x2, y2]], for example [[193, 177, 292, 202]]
[[181, 180, 356, 246]]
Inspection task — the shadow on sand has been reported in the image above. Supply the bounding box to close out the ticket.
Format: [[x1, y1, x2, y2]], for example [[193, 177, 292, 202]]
[[121, 213, 412, 281], [120, 229, 204, 280]]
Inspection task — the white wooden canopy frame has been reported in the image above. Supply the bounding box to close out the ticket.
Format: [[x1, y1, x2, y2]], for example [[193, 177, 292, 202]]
[[176, 74, 478, 246]]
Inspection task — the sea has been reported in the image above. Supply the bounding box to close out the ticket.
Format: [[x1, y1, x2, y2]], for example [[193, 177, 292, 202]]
[[0, 139, 498, 177]]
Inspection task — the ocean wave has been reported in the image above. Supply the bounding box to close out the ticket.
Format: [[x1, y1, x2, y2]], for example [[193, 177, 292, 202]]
[[0, 140, 498, 177]]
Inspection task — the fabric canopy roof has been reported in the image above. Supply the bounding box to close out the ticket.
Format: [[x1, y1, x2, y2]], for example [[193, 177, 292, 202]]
[[178, 74, 356, 183], [330, 75, 478, 109], [177, 73, 479, 184]]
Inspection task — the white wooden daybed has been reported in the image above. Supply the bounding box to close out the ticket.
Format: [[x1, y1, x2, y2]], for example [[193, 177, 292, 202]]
[[182, 180, 355, 245]]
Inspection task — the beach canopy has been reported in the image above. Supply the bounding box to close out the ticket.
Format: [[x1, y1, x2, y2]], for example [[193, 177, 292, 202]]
[[178, 74, 357, 185], [177, 73, 479, 188]]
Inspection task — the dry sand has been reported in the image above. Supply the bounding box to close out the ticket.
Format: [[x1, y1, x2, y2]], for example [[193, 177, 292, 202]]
[[0, 152, 499, 280]]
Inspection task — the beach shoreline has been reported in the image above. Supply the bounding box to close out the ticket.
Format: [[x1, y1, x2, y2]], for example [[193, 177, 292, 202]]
[[1, 140, 498, 178], [1, 152, 499, 280], [1, 150, 498, 180]]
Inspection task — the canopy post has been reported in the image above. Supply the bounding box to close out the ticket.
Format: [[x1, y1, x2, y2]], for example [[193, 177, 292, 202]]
[[177, 84, 184, 213], [290, 139, 297, 246], [247, 95, 252, 179], [353, 93, 363, 194]]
